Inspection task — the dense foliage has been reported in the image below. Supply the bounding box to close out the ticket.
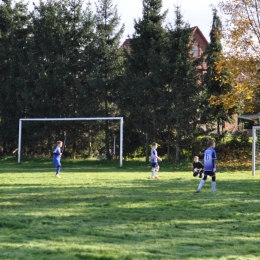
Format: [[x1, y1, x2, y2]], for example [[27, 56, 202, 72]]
[[202, 10, 236, 137], [216, 0, 260, 112], [0, 0, 240, 160]]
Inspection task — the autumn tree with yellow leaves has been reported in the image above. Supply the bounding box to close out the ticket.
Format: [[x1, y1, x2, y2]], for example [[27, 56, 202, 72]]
[[202, 9, 235, 135], [215, 0, 260, 113]]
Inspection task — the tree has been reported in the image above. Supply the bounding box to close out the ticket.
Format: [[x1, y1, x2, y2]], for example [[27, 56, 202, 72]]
[[202, 9, 236, 137], [18, 0, 98, 157], [164, 6, 202, 161], [216, 0, 260, 112], [0, 0, 31, 153], [92, 0, 124, 159], [121, 0, 168, 162]]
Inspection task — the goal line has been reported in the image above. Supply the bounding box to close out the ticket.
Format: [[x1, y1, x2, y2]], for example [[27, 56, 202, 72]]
[[18, 117, 123, 167]]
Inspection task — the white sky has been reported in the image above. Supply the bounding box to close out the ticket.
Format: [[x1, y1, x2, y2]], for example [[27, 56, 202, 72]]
[[116, 0, 221, 41], [28, 0, 222, 41]]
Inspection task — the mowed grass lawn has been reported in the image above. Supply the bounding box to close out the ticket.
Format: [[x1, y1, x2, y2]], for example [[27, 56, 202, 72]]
[[0, 157, 260, 260]]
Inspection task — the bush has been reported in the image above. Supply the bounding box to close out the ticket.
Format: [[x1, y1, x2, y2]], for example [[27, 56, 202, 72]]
[[191, 136, 215, 159], [216, 131, 251, 160]]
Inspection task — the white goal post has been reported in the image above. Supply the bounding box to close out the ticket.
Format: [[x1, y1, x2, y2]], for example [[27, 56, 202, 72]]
[[18, 117, 123, 167], [252, 126, 260, 176]]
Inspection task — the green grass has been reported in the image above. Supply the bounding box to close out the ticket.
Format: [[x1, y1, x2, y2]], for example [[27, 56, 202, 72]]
[[0, 156, 260, 259]]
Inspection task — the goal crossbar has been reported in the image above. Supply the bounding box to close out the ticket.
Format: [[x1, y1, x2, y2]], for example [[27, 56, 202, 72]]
[[18, 117, 123, 166]]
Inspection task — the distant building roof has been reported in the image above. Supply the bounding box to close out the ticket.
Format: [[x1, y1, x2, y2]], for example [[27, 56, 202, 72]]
[[121, 27, 208, 71], [238, 114, 259, 122], [121, 26, 208, 49], [122, 38, 130, 49]]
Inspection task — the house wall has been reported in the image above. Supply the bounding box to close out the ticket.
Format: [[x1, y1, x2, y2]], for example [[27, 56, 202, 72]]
[[192, 27, 208, 73], [193, 29, 208, 56], [225, 114, 238, 133]]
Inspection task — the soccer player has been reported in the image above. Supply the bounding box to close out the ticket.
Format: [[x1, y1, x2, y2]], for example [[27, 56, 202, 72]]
[[150, 142, 162, 179], [53, 141, 63, 178], [193, 156, 204, 178], [196, 140, 217, 193]]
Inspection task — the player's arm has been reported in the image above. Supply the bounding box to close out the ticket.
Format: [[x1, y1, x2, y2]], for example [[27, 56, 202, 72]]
[[53, 148, 61, 156], [53, 148, 59, 155], [155, 155, 162, 161], [193, 163, 198, 172], [212, 151, 217, 172]]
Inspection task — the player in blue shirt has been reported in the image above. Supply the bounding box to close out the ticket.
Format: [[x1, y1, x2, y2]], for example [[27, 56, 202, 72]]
[[196, 140, 217, 193], [53, 141, 63, 178], [150, 142, 162, 179]]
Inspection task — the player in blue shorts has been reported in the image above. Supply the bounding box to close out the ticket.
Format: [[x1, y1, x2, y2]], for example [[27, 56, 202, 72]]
[[196, 140, 217, 193], [53, 141, 63, 178], [150, 142, 162, 179]]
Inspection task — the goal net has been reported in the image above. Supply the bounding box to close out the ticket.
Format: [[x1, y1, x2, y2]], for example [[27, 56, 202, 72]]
[[252, 126, 260, 176], [18, 117, 123, 167]]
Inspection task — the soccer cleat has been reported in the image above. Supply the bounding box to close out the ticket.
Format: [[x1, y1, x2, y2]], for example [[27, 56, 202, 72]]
[[195, 190, 200, 193], [55, 174, 61, 178]]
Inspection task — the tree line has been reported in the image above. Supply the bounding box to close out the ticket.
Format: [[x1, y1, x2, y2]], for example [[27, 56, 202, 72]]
[[0, 0, 234, 161]]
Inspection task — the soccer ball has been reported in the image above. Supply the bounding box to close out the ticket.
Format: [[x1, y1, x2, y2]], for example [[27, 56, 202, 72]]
[[194, 168, 198, 173], [153, 175, 159, 179]]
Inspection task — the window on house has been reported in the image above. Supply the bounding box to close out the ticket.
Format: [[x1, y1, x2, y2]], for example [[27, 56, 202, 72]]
[[193, 45, 199, 57]]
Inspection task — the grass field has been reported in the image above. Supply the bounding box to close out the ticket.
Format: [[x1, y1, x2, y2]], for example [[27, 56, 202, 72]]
[[0, 156, 260, 260]]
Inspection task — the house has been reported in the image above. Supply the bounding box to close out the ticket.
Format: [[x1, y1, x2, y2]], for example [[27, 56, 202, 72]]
[[225, 114, 239, 133], [122, 26, 209, 72], [192, 26, 208, 73], [223, 114, 260, 136]]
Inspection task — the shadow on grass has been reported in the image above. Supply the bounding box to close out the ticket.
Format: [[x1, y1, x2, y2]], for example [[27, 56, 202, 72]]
[[0, 159, 259, 259], [0, 158, 192, 175]]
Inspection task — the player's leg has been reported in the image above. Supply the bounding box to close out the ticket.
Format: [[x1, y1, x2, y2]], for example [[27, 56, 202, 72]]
[[55, 158, 61, 178], [211, 175, 216, 192], [55, 165, 61, 178], [151, 163, 155, 178], [154, 164, 159, 177], [193, 168, 199, 177], [54, 159, 60, 177], [151, 168, 154, 178], [196, 174, 208, 193]]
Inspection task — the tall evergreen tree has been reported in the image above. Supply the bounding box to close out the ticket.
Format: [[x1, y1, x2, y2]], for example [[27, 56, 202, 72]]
[[28, 0, 95, 118], [165, 6, 202, 161], [202, 9, 235, 137], [121, 0, 168, 162], [22, 0, 97, 157], [0, 0, 31, 153], [92, 0, 124, 159]]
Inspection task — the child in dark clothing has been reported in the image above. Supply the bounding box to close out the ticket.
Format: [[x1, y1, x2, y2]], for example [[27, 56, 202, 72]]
[[193, 156, 204, 178]]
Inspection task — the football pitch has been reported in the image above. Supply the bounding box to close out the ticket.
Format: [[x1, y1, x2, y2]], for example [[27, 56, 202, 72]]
[[0, 157, 260, 260]]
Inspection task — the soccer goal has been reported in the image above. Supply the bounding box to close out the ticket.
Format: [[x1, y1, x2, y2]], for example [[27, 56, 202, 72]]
[[18, 117, 123, 167], [252, 126, 260, 176]]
